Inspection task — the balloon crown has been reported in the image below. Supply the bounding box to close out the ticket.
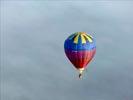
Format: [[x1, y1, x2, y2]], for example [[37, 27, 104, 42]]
[[68, 32, 93, 44]]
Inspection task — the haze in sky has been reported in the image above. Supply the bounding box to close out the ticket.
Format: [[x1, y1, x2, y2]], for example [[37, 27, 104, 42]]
[[1, 1, 133, 100]]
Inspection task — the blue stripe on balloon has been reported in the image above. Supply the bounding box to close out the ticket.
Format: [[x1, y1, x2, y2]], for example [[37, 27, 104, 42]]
[[64, 37, 96, 51]]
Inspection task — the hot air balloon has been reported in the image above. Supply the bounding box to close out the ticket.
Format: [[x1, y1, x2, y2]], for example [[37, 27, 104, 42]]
[[64, 32, 96, 78]]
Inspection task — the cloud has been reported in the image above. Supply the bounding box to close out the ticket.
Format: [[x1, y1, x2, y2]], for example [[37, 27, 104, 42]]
[[1, 1, 133, 100]]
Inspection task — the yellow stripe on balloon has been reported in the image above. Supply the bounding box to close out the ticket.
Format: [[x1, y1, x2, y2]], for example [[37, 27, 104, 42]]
[[74, 34, 80, 44], [83, 34, 93, 42], [81, 34, 86, 44]]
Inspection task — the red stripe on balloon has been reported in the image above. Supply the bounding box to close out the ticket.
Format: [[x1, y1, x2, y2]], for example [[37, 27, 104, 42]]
[[65, 49, 96, 69]]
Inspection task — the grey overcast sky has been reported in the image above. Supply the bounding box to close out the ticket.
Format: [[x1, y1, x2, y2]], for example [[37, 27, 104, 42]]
[[1, 1, 133, 100]]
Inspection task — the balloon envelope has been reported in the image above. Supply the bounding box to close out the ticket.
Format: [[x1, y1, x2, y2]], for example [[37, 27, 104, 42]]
[[64, 32, 96, 70]]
